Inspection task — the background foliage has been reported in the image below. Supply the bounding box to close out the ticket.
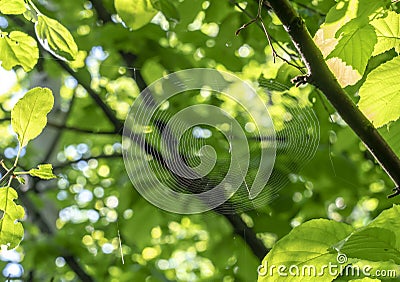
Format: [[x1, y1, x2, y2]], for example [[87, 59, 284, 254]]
[[0, 0, 400, 281]]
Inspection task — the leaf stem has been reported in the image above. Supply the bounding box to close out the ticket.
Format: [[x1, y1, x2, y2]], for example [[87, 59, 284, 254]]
[[13, 171, 29, 175], [0, 166, 16, 186], [26, 0, 41, 16], [14, 145, 22, 167]]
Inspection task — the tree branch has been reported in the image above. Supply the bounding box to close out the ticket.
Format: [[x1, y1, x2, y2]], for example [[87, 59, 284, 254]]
[[225, 214, 269, 260], [55, 60, 124, 132], [18, 191, 94, 282], [8, 4, 269, 263], [89, 0, 269, 259], [0, 117, 117, 135], [267, 0, 400, 191]]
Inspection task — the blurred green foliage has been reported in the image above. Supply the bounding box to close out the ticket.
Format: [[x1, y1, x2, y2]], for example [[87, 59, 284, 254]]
[[0, 0, 400, 281]]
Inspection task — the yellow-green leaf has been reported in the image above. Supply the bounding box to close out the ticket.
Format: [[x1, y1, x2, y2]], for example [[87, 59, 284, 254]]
[[258, 219, 354, 282], [0, 31, 38, 71], [115, 0, 158, 30], [29, 164, 57, 180], [0, 0, 26, 14], [34, 15, 78, 61], [11, 87, 54, 147], [15, 176, 25, 185], [371, 11, 400, 56], [327, 20, 376, 75], [314, 0, 389, 86], [379, 120, 400, 157], [0, 187, 24, 250], [358, 56, 400, 127]]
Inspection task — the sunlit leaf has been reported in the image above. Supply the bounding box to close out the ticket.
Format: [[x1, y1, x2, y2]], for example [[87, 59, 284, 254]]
[[367, 205, 400, 250], [0, 187, 24, 250], [358, 56, 400, 127], [314, 0, 388, 86], [28, 164, 57, 180], [0, 0, 26, 14], [327, 20, 376, 75], [0, 31, 38, 71], [15, 176, 25, 185], [35, 15, 78, 61], [115, 0, 158, 30], [371, 11, 400, 56], [325, 57, 361, 87], [314, 0, 359, 57], [379, 120, 400, 158], [337, 227, 400, 264], [68, 50, 87, 69], [258, 219, 354, 281], [11, 87, 54, 147]]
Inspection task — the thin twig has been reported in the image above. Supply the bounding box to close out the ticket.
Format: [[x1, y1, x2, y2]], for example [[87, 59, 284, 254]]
[[233, 0, 306, 73]]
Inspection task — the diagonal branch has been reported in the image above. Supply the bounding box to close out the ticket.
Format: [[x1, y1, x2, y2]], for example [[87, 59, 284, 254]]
[[18, 189, 94, 282], [54, 61, 270, 259], [6, 1, 270, 262], [267, 0, 400, 195], [86, 0, 270, 260], [56, 59, 124, 132]]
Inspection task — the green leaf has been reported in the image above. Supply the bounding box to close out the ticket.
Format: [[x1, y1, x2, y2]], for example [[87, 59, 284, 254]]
[[379, 120, 400, 157], [338, 227, 400, 264], [327, 20, 376, 75], [358, 56, 400, 127], [0, 0, 26, 14], [115, 0, 158, 30], [11, 87, 54, 147], [258, 219, 354, 282], [34, 15, 78, 61], [367, 205, 400, 250], [151, 0, 180, 22], [0, 187, 24, 250], [371, 11, 400, 56], [15, 176, 25, 185], [28, 164, 57, 180], [314, 0, 388, 86], [0, 31, 38, 71]]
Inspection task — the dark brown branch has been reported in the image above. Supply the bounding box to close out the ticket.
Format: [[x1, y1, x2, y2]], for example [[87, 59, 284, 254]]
[[55, 60, 124, 132], [47, 122, 118, 135], [18, 191, 94, 282], [90, 0, 112, 23], [225, 214, 270, 260], [267, 0, 400, 192], [0, 117, 117, 135]]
